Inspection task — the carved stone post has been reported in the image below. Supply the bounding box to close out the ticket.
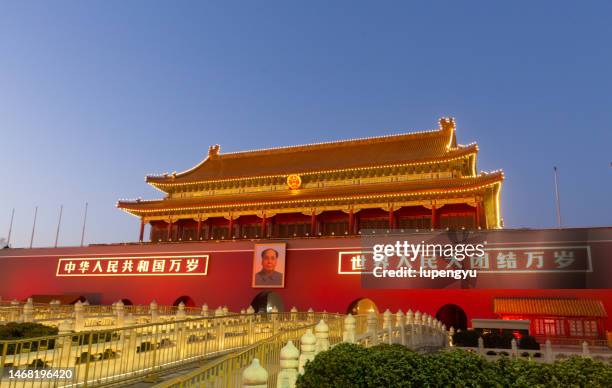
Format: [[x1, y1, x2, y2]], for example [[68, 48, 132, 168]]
[[342, 314, 356, 344], [115, 300, 125, 327], [74, 300, 84, 331], [298, 329, 316, 374], [277, 341, 299, 388], [367, 310, 378, 345], [290, 306, 298, 322], [150, 300, 159, 323], [314, 320, 330, 354], [243, 358, 268, 388], [176, 301, 186, 320], [10, 299, 20, 322], [582, 341, 590, 357], [545, 339, 553, 363], [23, 298, 34, 323], [396, 310, 406, 346]]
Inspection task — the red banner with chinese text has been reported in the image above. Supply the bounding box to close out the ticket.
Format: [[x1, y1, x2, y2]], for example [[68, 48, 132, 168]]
[[56, 255, 209, 276]]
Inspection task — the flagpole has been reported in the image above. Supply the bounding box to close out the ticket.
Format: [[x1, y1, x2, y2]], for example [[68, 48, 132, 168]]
[[80, 202, 88, 247], [553, 166, 562, 228], [54, 205, 63, 248], [30, 206, 38, 248], [6, 208, 15, 247]]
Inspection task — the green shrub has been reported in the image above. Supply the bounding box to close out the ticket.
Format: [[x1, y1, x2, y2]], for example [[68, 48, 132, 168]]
[[0, 322, 58, 355], [518, 335, 540, 350], [295, 343, 371, 387], [0, 322, 58, 340], [297, 345, 612, 388]]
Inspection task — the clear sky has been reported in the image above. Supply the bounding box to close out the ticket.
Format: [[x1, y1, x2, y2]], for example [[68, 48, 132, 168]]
[[1, 1, 611, 248]]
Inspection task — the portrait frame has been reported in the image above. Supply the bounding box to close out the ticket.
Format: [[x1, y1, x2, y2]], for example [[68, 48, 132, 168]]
[[252, 243, 286, 288]]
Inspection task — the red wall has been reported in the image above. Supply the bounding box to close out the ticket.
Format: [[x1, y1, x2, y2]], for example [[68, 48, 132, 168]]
[[1, 228, 611, 330]]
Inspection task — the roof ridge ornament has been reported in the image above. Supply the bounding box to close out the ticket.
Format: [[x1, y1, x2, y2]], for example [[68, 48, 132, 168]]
[[439, 117, 456, 132], [208, 144, 221, 158]]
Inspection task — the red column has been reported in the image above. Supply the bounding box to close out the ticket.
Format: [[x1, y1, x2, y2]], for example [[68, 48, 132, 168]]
[[261, 214, 267, 237], [167, 220, 173, 241], [348, 209, 354, 235], [139, 219, 145, 242], [388, 206, 395, 229], [196, 217, 202, 240], [207, 221, 213, 239], [431, 205, 437, 229], [310, 211, 317, 236], [228, 216, 234, 238], [476, 201, 482, 229]]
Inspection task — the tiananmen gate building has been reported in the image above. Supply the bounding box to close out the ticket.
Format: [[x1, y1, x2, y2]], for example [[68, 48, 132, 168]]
[[1, 118, 610, 344]]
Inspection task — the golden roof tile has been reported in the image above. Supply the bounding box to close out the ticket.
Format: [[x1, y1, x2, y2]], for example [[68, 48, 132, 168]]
[[146, 118, 464, 186], [494, 298, 607, 317]]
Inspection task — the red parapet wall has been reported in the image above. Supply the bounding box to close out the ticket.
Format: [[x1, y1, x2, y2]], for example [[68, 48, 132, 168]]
[[1, 228, 611, 330]]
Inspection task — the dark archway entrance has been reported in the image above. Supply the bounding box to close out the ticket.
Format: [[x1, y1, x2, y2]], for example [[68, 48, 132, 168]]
[[347, 298, 379, 315], [436, 304, 468, 330], [173, 296, 196, 307], [250, 292, 284, 313], [120, 298, 133, 306]]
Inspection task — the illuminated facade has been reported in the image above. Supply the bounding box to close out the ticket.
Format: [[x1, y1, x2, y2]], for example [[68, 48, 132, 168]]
[[117, 118, 504, 242]]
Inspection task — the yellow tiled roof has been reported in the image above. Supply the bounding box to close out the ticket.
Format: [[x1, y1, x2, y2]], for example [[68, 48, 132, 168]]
[[494, 298, 607, 318], [146, 118, 464, 186]]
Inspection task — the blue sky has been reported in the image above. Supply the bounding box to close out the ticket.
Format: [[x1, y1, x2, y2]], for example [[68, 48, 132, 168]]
[[1, 1, 611, 247]]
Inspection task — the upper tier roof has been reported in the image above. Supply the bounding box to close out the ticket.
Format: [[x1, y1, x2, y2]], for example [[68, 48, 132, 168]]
[[147, 118, 469, 188]]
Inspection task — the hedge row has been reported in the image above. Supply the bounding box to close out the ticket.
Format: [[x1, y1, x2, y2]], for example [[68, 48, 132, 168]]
[[296, 343, 612, 387]]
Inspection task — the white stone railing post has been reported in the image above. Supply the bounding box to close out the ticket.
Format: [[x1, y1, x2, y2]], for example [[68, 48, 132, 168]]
[[55, 320, 74, 367], [243, 358, 268, 388], [315, 320, 329, 354], [342, 314, 356, 344], [367, 310, 378, 345], [222, 305, 229, 315], [247, 306, 255, 343], [582, 341, 590, 357], [425, 314, 431, 346], [442, 325, 449, 347], [414, 311, 422, 348], [298, 329, 316, 374], [307, 308, 314, 323], [544, 339, 553, 363], [396, 310, 405, 346], [201, 303, 208, 317], [382, 309, 392, 344], [405, 309, 414, 348], [277, 341, 299, 388], [271, 306, 279, 334], [121, 325, 139, 373], [115, 300, 125, 327], [74, 300, 84, 331], [10, 299, 20, 322], [477, 337, 484, 356], [511, 338, 518, 358], [150, 300, 159, 323], [215, 306, 224, 317], [176, 301, 186, 320], [448, 326, 455, 347], [290, 306, 298, 322], [23, 298, 34, 322]]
